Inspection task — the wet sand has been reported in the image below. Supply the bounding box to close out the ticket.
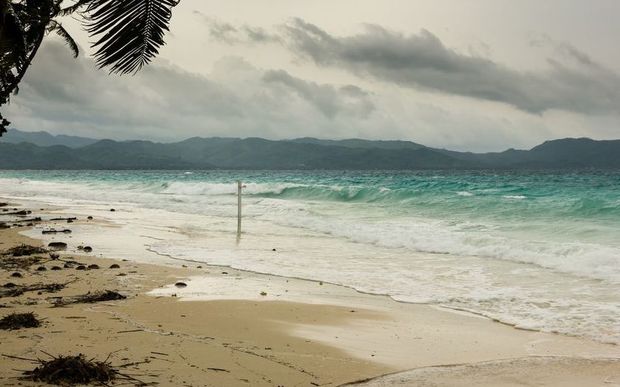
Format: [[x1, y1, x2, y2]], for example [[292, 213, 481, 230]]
[[0, 201, 618, 386]]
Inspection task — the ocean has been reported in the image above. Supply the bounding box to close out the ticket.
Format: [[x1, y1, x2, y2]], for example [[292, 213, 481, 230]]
[[1, 170, 619, 344]]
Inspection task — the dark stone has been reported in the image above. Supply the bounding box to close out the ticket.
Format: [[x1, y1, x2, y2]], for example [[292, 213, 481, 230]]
[[10, 272, 22, 278], [51, 266, 62, 271], [75, 265, 86, 271], [36, 266, 47, 272], [87, 216, 93, 220], [87, 264, 99, 270], [174, 282, 187, 288], [82, 246, 93, 253], [3, 283, 17, 288], [110, 209, 116, 212], [48, 242, 68, 250], [109, 264, 120, 269]]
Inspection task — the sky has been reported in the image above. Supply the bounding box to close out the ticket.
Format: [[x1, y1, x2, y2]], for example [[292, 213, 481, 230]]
[[4, 0, 620, 151]]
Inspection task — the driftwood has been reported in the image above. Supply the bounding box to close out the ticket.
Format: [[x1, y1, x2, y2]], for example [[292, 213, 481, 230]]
[[53, 290, 126, 306]]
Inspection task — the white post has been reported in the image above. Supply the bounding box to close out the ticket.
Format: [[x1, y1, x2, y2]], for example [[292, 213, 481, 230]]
[[237, 180, 242, 237]]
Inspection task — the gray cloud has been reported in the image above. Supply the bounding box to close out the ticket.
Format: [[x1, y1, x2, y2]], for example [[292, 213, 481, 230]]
[[194, 11, 280, 44], [244, 18, 620, 115], [263, 69, 374, 118], [4, 41, 376, 142]]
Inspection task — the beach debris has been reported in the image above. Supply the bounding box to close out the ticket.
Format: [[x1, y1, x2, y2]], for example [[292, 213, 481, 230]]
[[0, 312, 41, 330], [0, 282, 70, 298], [109, 264, 120, 269], [1, 254, 44, 270], [174, 282, 187, 288], [3, 282, 17, 288], [117, 273, 127, 277], [49, 217, 77, 222], [221, 271, 228, 275], [14, 217, 42, 224], [22, 354, 115, 385], [83, 246, 93, 253], [260, 291, 267, 296], [42, 229, 72, 235], [10, 352, 152, 386], [10, 272, 23, 278], [53, 290, 126, 306], [0, 210, 31, 216], [67, 219, 74, 223], [87, 264, 100, 270], [3, 244, 47, 257], [48, 242, 68, 251], [0, 222, 9, 229]]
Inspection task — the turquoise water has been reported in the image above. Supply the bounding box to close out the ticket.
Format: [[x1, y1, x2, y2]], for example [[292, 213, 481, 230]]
[[3, 170, 619, 245], [1, 170, 619, 342]]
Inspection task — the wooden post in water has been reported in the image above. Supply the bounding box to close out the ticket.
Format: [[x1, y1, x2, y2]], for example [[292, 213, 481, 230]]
[[237, 180, 242, 238]]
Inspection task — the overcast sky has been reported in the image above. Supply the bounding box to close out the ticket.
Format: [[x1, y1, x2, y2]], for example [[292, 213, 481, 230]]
[[4, 0, 620, 151]]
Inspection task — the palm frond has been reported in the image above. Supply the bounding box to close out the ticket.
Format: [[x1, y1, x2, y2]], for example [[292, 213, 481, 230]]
[[48, 20, 79, 57], [0, 1, 28, 68], [85, 0, 179, 74], [58, 0, 92, 17]]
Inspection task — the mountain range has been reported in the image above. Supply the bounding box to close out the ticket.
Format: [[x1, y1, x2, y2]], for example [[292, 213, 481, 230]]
[[1, 129, 619, 170]]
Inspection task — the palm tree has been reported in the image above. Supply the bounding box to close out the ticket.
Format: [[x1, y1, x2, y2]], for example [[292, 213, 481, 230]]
[[0, 0, 180, 135]]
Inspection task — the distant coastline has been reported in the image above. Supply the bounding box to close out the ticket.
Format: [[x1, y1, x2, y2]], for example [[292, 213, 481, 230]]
[[1, 129, 619, 170]]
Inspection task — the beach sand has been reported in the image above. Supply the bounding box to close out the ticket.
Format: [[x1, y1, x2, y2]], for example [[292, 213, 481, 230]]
[[0, 201, 619, 386]]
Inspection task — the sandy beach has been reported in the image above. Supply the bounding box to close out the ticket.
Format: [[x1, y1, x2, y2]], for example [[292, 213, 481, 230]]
[[1, 200, 619, 387]]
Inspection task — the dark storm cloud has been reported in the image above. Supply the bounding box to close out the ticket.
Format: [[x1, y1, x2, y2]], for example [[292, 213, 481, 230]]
[[263, 69, 374, 118], [221, 18, 620, 115]]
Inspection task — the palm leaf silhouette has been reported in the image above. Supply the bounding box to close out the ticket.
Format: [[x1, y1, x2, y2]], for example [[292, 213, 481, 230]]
[[86, 0, 179, 74], [48, 21, 79, 58]]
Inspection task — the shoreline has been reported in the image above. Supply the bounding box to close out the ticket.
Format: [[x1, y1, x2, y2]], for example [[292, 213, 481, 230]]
[[1, 199, 619, 386]]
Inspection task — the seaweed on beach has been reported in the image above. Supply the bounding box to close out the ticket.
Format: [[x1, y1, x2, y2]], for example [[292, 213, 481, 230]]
[[53, 290, 126, 306], [24, 354, 116, 385], [0, 312, 41, 330], [3, 352, 151, 386], [0, 255, 45, 270], [3, 244, 48, 257], [0, 282, 71, 298]]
